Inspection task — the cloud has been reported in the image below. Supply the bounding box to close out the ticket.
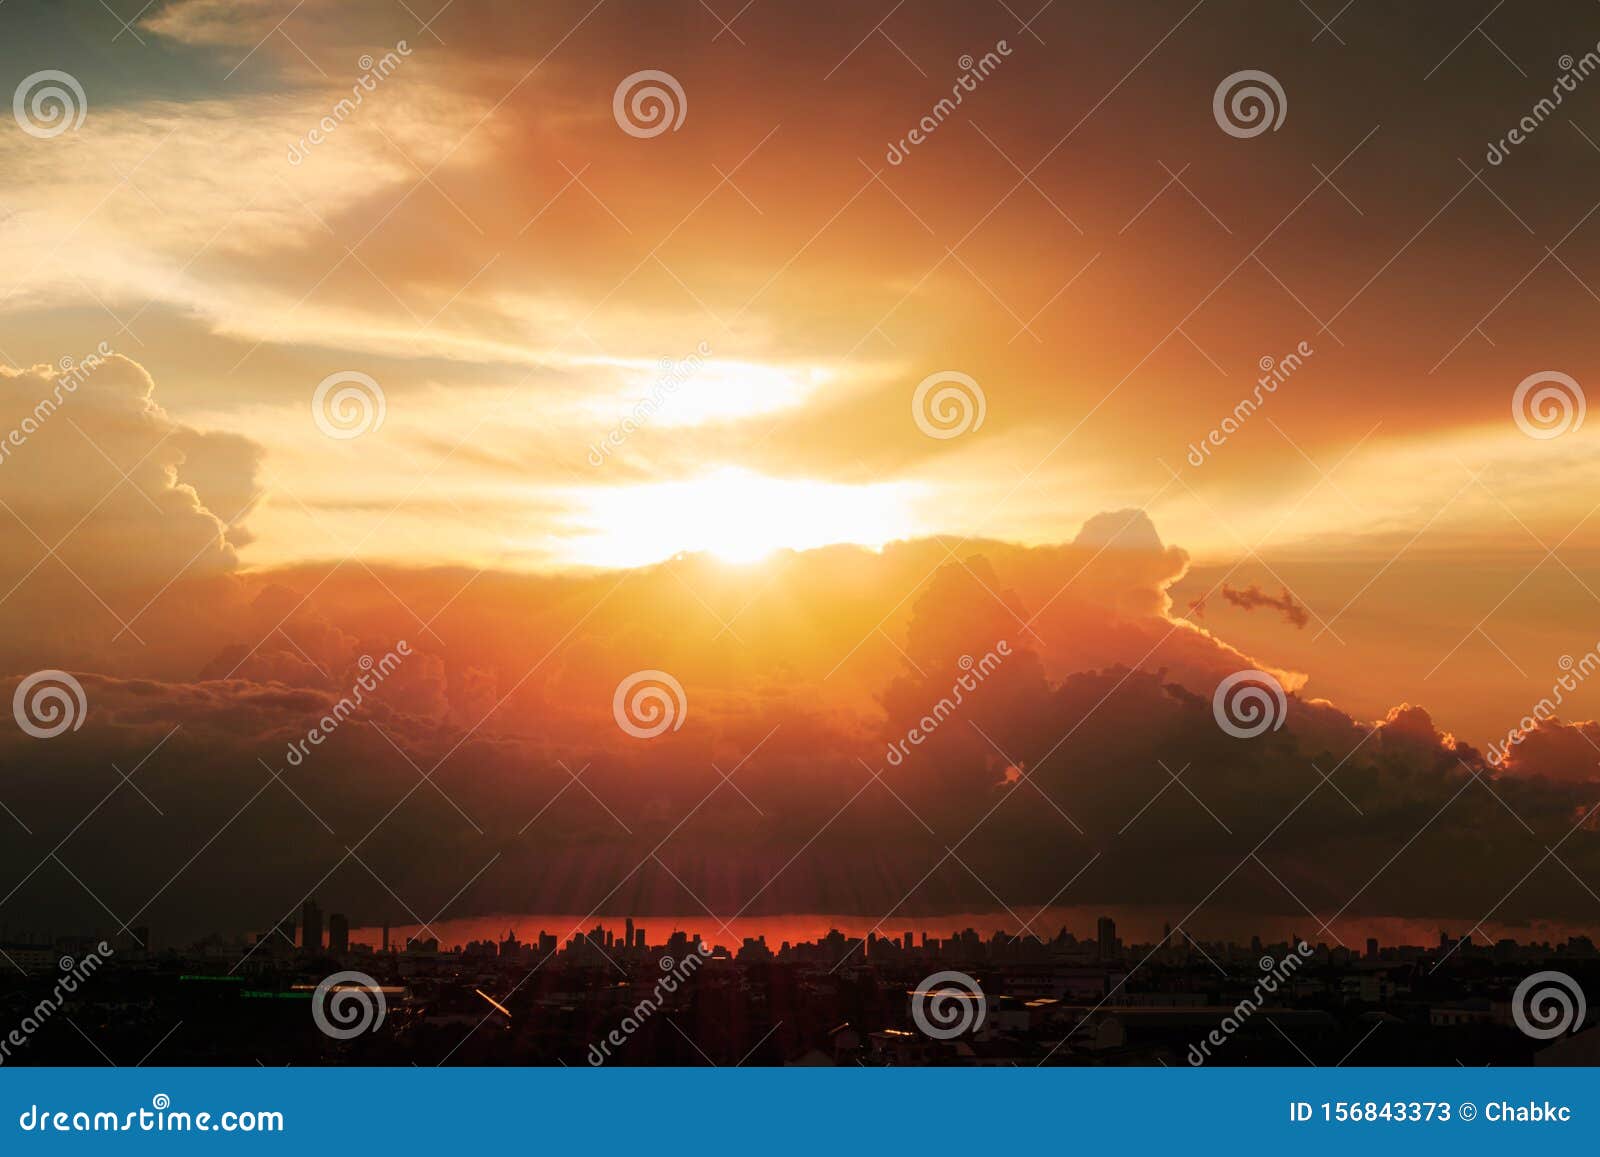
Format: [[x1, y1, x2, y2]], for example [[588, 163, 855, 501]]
[[0, 353, 259, 593], [1220, 583, 1310, 629], [1493, 717, 1600, 784], [2, 498, 1597, 943]]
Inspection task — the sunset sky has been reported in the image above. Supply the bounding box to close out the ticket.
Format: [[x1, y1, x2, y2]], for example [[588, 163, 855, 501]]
[[2, 0, 1600, 946]]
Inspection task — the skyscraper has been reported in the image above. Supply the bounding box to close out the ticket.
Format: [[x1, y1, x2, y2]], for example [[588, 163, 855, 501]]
[[301, 899, 323, 954], [1097, 916, 1116, 958], [328, 913, 349, 954]]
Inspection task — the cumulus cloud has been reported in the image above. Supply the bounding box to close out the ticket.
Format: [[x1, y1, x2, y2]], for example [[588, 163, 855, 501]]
[[1494, 717, 1600, 784], [0, 355, 261, 666], [1, 491, 1597, 943], [0, 357, 1582, 942]]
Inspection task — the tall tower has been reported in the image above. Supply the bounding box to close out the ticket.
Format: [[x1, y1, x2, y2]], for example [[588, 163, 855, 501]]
[[328, 913, 349, 954], [1097, 916, 1116, 959], [301, 899, 323, 954]]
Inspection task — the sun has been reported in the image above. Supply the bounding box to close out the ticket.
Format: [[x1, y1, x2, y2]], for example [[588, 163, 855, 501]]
[[562, 467, 919, 569]]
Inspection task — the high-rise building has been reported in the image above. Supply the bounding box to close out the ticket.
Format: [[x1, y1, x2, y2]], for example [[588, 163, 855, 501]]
[[1097, 916, 1116, 958], [625, 917, 634, 950], [382, 923, 390, 954], [301, 899, 323, 954], [1366, 937, 1378, 960], [328, 913, 349, 954]]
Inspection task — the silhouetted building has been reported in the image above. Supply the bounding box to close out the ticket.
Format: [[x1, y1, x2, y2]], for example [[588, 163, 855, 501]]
[[1097, 916, 1116, 958], [300, 899, 322, 954], [328, 913, 349, 954]]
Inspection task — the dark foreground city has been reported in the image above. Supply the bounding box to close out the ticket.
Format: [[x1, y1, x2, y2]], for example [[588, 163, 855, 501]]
[[4, 910, 1597, 1066]]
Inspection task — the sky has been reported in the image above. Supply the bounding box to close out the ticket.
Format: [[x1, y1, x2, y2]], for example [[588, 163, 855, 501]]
[[1, 0, 1600, 945]]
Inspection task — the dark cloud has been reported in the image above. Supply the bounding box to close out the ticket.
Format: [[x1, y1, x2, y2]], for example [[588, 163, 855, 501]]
[[1221, 583, 1310, 629]]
